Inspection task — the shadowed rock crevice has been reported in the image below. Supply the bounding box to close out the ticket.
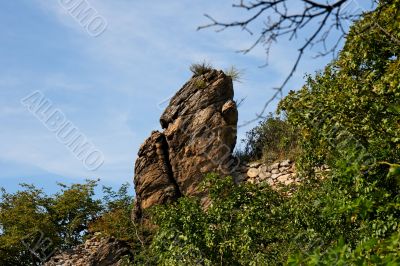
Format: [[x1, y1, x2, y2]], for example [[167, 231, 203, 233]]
[[156, 132, 181, 198], [133, 131, 181, 221]]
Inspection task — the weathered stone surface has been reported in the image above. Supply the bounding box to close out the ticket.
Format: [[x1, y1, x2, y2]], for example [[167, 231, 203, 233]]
[[266, 178, 275, 186], [279, 167, 289, 172], [258, 170, 271, 180], [249, 162, 262, 168], [259, 165, 268, 173], [271, 173, 282, 179], [133, 69, 238, 220], [243, 160, 300, 189], [280, 159, 291, 167], [222, 100, 238, 125], [271, 162, 280, 169], [271, 169, 280, 174], [247, 168, 259, 178], [90, 238, 131, 266], [277, 174, 292, 184], [133, 131, 180, 220], [239, 159, 327, 192], [45, 236, 132, 266], [242, 160, 296, 188], [161, 70, 237, 198]]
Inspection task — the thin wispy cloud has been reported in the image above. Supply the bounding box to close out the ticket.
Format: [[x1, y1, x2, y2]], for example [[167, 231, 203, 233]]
[[0, 1, 338, 192]]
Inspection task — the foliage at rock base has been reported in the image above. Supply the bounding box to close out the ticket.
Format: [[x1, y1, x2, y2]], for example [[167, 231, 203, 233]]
[[238, 113, 299, 164], [136, 1, 400, 264]]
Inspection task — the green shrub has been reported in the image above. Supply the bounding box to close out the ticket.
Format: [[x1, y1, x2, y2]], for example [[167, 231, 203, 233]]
[[147, 174, 287, 265], [89, 184, 134, 241], [194, 79, 207, 89], [279, 0, 400, 262], [239, 113, 298, 163]]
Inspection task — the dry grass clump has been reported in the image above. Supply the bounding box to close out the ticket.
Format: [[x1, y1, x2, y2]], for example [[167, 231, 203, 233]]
[[190, 61, 213, 76]]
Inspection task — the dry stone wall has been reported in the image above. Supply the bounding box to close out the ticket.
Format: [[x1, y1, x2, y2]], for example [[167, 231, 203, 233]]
[[234, 160, 299, 187], [233, 160, 330, 191], [44, 235, 132, 266]]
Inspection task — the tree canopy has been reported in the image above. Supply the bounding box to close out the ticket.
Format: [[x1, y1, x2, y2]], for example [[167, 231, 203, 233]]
[[0, 180, 135, 265]]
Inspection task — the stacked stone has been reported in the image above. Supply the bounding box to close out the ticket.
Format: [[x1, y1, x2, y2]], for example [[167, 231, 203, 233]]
[[234, 160, 300, 188], [45, 234, 132, 266], [45, 244, 92, 266]]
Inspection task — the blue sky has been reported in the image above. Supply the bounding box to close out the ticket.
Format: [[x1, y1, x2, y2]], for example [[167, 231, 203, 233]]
[[0, 0, 359, 194]]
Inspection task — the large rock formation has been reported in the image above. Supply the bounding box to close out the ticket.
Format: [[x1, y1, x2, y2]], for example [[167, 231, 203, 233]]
[[133, 69, 238, 220]]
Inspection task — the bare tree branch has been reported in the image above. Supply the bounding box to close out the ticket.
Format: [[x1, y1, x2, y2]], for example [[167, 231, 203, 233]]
[[198, 0, 379, 127]]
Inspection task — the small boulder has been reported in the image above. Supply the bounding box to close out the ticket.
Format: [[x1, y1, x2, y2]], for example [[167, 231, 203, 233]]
[[280, 159, 292, 167], [249, 162, 262, 168], [247, 168, 259, 178], [271, 162, 280, 169], [277, 174, 292, 184], [258, 171, 272, 180], [271, 173, 282, 179], [271, 169, 280, 174]]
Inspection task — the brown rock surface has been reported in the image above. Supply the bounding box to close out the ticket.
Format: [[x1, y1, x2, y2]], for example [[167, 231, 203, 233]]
[[161, 70, 238, 197], [133, 69, 238, 220], [133, 131, 180, 220], [247, 168, 259, 178]]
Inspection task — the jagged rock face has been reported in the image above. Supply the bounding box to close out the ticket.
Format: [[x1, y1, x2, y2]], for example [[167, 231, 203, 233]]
[[133, 131, 180, 221], [133, 70, 238, 220], [161, 70, 238, 197], [44, 236, 132, 266]]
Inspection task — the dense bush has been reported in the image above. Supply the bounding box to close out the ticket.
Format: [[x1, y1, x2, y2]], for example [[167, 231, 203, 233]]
[[141, 161, 399, 264], [239, 113, 298, 164], [146, 174, 286, 265]]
